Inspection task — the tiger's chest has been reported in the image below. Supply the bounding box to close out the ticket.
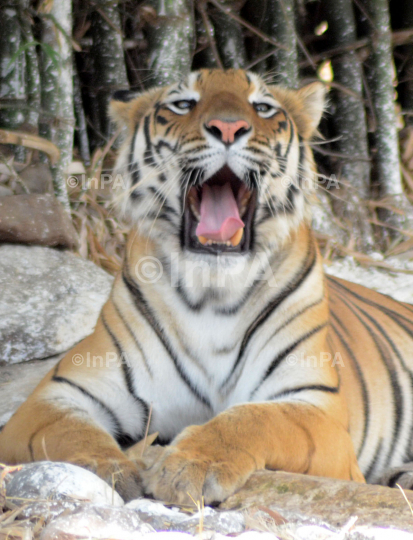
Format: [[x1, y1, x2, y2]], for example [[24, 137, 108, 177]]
[[125, 296, 303, 441]]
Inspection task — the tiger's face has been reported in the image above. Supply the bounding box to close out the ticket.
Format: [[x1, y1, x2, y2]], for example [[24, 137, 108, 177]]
[[111, 69, 325, 262]]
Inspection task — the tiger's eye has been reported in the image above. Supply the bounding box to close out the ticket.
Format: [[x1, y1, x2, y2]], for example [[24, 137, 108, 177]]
[[173, 100, 195, 110], [254, 103, 272, 112]]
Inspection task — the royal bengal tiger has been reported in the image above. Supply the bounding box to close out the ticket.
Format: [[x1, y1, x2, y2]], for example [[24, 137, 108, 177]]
[[1, 69, 413, 505]]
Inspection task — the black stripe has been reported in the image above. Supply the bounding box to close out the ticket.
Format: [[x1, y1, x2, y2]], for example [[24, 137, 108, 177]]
[[268, 384, 339, 401], [297, 134, 305, 186], [112, 299, 152, 377], [143, 114, 155, 167], [175, 281, 206, 311], [327, 276, 413, 332], [332, 291, 406, 467], [122, 269, 212, 409], [257, 296, 325, 355], [285, 183, 298, 213], [221, 242, 317, 387], [364, 437, 384, 481], [330, 321, 370, 459], [279, 118, 294, 173], [330, 310, 350, 337], [154, 140, 175, 154], [156, 115, 168, 125], [385, 467, 410, 488], [129, 124, 140, 187], [252, 323, 327, 397], [101, 314, 150, 430], [217, 274, 266, 316], [52, 375, 124, 435], [276, 120, 287, 133]]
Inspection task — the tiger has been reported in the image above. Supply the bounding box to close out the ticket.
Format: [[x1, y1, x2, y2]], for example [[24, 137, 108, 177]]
[[2, 69, 413, 506]]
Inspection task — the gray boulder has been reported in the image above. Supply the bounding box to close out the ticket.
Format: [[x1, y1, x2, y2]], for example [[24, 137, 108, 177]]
[[0, 244, 113, 364], [6, 462, 124, 506], [0, 356, 61, 427]]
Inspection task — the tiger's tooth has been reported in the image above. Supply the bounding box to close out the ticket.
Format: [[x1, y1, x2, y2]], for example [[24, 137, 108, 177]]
[[230, 228, 244, 247], [190, 203, 200, 220], [198, 235, 208, 245]]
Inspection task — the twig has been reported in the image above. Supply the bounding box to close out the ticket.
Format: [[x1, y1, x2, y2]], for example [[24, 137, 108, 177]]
[[207, 0, 289, 51], [198, 1, 224, 69]]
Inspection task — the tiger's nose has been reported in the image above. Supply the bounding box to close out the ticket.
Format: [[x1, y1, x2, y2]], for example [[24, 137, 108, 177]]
[[205, 119, 251, 144]]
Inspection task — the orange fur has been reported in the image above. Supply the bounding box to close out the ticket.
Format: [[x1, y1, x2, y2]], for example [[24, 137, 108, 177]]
[[1, 70, 412, 505]]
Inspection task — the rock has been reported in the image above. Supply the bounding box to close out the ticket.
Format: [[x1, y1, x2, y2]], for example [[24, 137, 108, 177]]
[[220, 470, 413, 535], [0, 356, 61, 427], [0, 185, 13, 197], [325, 255, 413, 304], [126, 499, 245, 535], [0, 245, 113, 364], [0, 193, 78, 249], [16, 163, 54, 194], [5, 462, 124, 507], [40, 505, 154, 540]]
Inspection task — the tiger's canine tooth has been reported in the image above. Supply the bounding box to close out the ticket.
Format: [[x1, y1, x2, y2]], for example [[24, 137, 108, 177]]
[[230, 228, 244, 247], [198, 235, 208, 245]]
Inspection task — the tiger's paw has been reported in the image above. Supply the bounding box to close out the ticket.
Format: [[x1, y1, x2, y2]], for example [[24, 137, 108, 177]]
[[141, 425, 259, 505], [69, 453, 144, 502], [378, 463, 413, 490]]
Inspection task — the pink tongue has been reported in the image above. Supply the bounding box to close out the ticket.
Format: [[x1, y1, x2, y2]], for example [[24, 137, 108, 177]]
[[196, 183, 244, 242]]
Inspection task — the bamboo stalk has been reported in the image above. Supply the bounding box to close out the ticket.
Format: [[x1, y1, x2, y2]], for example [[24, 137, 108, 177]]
[[362, 0, 402, 198], [0, 3, 26, 161], [38, 0, 75, 212], [145, 0, 194, 87], [90, 0, 128, 142], [322, 0, 373, 250], [267, 0, 299, 88], [208, 0, 247, 69], [18, 0, 41, 135]]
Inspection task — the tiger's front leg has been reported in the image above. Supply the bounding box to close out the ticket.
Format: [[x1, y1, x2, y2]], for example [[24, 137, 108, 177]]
[[0, 398, 144, 501], [143, 402, 365, 505], [0, 320, 147, 502]]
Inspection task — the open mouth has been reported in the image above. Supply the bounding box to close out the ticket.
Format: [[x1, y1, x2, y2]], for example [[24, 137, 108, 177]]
[[183, 166, 256, 254]]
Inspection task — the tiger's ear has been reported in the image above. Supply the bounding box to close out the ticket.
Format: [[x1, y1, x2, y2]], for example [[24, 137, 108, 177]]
[[295, 82, 326, 138], [271, 82, 327, 139], [109, 88, 163, 131]]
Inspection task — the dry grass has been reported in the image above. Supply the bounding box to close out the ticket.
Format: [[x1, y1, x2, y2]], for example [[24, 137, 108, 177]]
[[0, 465, 44, 540], [69, 174, 128, 275]]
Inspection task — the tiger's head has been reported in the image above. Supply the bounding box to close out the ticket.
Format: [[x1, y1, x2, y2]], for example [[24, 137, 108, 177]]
[[110, 69, 325, 268]]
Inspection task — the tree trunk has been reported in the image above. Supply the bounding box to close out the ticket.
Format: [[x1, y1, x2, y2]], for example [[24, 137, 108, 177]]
[[322, 0, 373, 250], [0, 3, 27, 161], [146, 0, 194, 87], [73, 67, 90, 166], [19, 0, 40, 135], [363, 0, 402, 199], [90, 0, 128, 142], [267, 0, 299, 88], [209, 1, 247, 69], [38, 0, 74, 212]]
